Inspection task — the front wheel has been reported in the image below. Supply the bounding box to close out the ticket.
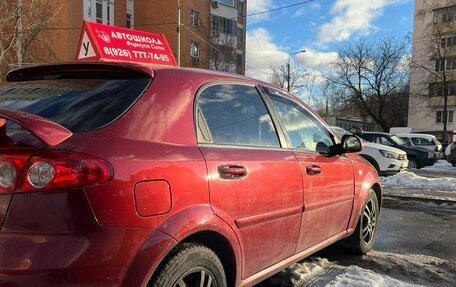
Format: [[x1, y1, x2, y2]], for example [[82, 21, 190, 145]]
[[345, 189, 379, 254], [149, 243, 227, 287], [408, 157, 419, 169]]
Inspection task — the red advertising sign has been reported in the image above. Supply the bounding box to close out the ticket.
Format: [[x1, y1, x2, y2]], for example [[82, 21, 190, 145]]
[[75, 21, 177, 66]]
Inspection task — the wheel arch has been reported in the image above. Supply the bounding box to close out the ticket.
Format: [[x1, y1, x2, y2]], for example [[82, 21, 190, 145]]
[[371, 182, 382, 210], [136, 205, 242, 287]]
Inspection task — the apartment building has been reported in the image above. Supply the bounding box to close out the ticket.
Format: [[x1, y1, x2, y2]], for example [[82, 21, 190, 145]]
[[408, 0, 456, 140], [14, 0, 246, 74]]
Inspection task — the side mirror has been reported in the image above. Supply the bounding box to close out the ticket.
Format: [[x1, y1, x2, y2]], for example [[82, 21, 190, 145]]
[[330, 135, 363, 155], [341, 135, 363, 153]]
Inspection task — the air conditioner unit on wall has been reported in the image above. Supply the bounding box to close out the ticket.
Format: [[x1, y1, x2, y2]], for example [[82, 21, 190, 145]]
[[211, 1, 219, 8]]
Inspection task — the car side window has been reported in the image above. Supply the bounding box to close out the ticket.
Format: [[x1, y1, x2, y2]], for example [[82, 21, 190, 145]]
[[401, 137, 411, 145], [197, 84, 280, 148], [265, 92, 333, 153], [412, 137, 432, 145], [380, 136, 393, 146]]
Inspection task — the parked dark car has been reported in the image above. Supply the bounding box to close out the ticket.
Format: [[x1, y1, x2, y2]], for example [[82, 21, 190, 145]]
[[0, 62, 382, 287], [445, 142, 456, 166], [359, 132, 438, 169]]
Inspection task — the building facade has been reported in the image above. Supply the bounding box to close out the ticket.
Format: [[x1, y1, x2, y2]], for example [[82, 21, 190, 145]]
[[32, 0, 246, 74], [408, 0, 456, 139]]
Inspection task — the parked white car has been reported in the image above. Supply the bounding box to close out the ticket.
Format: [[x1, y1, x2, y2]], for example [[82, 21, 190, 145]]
[[332, 127, 408, 175], [397, 133, 442, 152]]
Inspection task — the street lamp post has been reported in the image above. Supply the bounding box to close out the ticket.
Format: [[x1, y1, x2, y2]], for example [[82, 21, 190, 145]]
[[286, 50, 306, 92]]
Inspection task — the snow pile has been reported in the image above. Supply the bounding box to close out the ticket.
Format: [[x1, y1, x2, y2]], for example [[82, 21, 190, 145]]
[[261, 250, 456, 286], [325, 266, 421, 287], [421, 160, 456, 171], [380, 171, 456, 192]]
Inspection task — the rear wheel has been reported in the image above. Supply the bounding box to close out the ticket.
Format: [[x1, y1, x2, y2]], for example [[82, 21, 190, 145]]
[[344, 189, 379, 254], [150, 243, 227, 287]]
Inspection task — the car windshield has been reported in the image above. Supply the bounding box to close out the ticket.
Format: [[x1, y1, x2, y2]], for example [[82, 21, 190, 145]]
[[390, 135, 407, 145], [0, 75, 151, 132]]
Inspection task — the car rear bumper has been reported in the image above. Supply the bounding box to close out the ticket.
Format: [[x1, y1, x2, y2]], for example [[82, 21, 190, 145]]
[[0, 190, 176, 286]]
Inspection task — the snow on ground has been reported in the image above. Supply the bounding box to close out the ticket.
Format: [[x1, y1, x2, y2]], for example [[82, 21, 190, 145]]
[[421, 160, 456, 171], [260, 251, 456, 287], [325, 266, 420, 287], [380, 171, 456, 192]]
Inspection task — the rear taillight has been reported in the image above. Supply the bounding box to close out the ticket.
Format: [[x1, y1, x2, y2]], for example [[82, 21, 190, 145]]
[[0, 151, 113, 193], [0, 154, 30, 193]]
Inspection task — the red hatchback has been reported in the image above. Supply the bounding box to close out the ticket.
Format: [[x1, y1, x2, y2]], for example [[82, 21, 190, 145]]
[[0, 62, 381, 287]]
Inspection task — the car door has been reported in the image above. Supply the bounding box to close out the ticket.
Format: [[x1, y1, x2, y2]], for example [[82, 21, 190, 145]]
[[262, 87, 355, 252], [196, 83, 303, 278]]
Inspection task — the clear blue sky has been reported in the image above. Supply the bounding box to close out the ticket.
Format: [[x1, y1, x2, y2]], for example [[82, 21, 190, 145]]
[[245, 0, 414, 81]]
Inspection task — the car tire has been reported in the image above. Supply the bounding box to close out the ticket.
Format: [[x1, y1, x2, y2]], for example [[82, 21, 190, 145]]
[[408, 157, 419, 169], [149, 243, 227, 287], [344, 189, 379, 254]]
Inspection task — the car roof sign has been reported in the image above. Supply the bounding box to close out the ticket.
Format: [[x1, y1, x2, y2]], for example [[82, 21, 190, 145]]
[[75, 21, 177, 67]]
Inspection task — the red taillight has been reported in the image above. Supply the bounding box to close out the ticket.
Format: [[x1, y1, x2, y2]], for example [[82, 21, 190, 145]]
[[0, 151, 113, 193], [0, 154, 30, 193]]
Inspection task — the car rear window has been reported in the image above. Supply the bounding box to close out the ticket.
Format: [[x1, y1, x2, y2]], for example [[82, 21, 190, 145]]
[[0, 75, 151, 132]]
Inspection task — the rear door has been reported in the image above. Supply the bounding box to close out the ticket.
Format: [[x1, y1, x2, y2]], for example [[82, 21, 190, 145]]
[[196, 83, 303, 278], [261, 87, 355, 251]]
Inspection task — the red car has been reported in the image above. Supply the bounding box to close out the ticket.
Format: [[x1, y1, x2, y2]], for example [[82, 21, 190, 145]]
[[0, 62, 381, 287]]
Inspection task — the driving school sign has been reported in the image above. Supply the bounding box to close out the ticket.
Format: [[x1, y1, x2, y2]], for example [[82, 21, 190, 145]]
[[75, 21, 177, 66]]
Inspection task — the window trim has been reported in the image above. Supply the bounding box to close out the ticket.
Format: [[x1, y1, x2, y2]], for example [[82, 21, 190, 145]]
[[194, 81, 287, 149]]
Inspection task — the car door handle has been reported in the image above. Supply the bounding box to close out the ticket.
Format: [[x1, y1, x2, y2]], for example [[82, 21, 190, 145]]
[[306, 165, 321, 175], [218, 164, 247, 179]]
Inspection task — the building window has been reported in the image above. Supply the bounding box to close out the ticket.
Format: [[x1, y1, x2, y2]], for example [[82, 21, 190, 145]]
[[126, 13, 132, 28], [430, 82, 456, 97], [85, 0, 114, 25], [441, 35, 456, 48], [237, 26, 244, 44], [436, 110, 454, 123], [212, 15, 236, 35], [236, 53, 243, 69], [217, 0, 235, 7], [237, 0, 245, 17], [190, 41, 199, 58], [433, 5, 456, 24], [435, 57, 456, 71], [191, 10, 200, 27], [126, 0, 134, 28]]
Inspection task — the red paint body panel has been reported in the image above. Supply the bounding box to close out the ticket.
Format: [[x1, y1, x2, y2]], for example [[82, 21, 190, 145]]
[[0, 63, 381, 286], [200, 147, 303, 278], [293, 152, 354, 251]]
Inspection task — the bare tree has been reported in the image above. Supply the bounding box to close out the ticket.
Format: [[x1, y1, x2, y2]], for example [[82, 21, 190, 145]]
[[326, 35, 410, 131], [208, 31, 238, 73], [410, 0, 456, 141], [270, 61, 308, 96], [0, 0, 59, 82]]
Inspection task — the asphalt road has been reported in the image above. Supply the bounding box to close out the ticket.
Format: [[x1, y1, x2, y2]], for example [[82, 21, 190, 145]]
[[256, 198, 456, 286], [375, 200, 456, 261]]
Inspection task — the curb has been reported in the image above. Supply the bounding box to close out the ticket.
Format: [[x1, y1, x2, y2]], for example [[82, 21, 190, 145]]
[[383, 193, 456, 205]]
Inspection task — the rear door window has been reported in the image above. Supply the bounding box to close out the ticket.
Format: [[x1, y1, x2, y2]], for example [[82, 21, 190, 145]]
[[0, 75, 150, 132], [196, 84, 280, 148]]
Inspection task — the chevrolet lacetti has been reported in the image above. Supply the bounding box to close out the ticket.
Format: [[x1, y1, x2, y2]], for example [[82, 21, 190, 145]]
[[0, 62, 381, 287]]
